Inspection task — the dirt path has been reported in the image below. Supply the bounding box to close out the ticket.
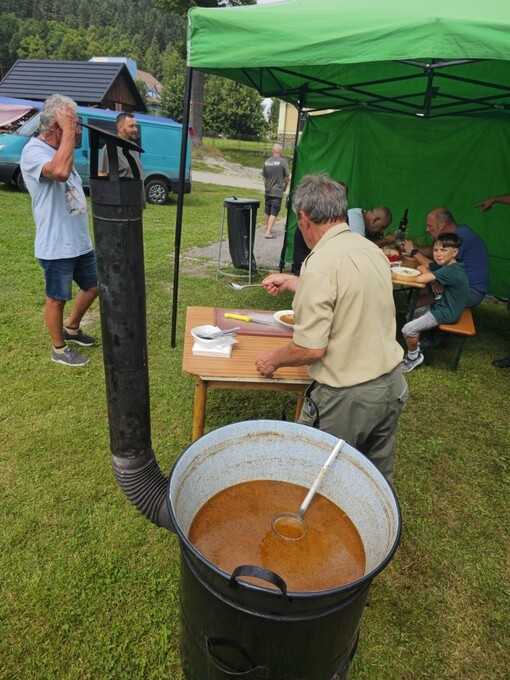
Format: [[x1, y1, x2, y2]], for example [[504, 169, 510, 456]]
[[193, 169, 264, 191], [192, 156, 265, 191]]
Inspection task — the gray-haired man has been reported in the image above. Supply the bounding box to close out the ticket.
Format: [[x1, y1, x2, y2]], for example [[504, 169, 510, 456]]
[[21, 94, 98, 367], [255, 173, 407, 481]]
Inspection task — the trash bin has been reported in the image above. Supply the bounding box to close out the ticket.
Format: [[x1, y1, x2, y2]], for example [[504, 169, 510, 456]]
[[224, 198, 260, 272]]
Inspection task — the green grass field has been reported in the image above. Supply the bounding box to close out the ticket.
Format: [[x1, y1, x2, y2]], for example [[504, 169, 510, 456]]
[[0, 179, 508, 679]]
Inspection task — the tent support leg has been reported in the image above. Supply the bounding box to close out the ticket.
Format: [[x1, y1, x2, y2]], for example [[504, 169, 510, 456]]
[[171, 66, 193, 348], [279, 102, 304, 272]]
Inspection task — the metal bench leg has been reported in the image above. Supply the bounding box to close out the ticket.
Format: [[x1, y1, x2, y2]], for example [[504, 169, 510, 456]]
[[450, 337, 468, 372], [425, 331, 440, 365]]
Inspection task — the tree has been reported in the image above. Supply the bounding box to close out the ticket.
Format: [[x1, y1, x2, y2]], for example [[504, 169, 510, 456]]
[[142, 36, 163, 81], [204, 76, 265, 137], [161, 59, 265, 137], [155, 0, 256, 144], [267, 98, 280, 137], [57, 32, 88, 61], [17, 34, 47, 60], [160, 47, 186, 120]]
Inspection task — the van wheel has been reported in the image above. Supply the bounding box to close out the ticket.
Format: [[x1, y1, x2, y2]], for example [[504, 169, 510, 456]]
[[16, 172, 28, 193], [145, 179, 169, 205]]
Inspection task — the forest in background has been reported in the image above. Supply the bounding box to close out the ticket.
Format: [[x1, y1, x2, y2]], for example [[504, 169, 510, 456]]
[[0, 0, 275, 137]]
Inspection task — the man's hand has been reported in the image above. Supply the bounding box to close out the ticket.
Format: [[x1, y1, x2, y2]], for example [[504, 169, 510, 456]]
[[255, 350, 279, 377], [255, 341, 326, 378], [402, 239, 416, 254], [262, 273, 299, 296], [55, 107, 78, 134], [476, 198, 495, 212]]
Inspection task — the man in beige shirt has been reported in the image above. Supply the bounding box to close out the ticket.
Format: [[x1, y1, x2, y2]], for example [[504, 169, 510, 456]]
[[255, 173, 407, 481]]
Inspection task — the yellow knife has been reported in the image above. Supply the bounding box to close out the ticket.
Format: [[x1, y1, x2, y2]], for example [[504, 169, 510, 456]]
[[224, 312, 276, 326]]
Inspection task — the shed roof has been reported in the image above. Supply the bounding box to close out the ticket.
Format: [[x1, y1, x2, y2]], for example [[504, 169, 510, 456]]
[[0, 60, 147, 112]]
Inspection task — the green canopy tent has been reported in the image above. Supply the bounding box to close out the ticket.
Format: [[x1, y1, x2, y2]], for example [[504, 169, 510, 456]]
[[171, 0, 510, 342]]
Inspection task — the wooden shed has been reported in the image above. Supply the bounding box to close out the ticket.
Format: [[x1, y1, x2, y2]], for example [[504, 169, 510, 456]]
[[0, 60, 147, 112]]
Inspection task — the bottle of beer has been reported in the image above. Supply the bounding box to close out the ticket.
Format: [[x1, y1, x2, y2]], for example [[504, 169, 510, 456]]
[[396, 208, 409, 242]]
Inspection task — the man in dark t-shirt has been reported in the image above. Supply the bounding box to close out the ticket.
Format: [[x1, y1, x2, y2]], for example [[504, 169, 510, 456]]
[[262, 143, 289, 239]]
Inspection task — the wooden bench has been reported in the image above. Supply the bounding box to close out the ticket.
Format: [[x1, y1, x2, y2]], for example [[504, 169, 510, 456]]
[[426, 308, 476, 371]]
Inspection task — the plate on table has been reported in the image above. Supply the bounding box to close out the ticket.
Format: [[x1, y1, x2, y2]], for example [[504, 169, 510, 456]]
[[273, 310, 295, 328], [382, 246, 401, 263], [391, 266, 420, 282]]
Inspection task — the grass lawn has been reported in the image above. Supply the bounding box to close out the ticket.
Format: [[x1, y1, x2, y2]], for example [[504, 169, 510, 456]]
[[0, 180, 508, 679]]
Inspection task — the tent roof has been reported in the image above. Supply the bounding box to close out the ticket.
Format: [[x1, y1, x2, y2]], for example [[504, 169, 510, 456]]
[[188, 0, 510, 116]]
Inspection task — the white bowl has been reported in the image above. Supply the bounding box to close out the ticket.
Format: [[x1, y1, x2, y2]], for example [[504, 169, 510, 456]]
[[191, 325, 225, 344], [273, 310, 295, 329]]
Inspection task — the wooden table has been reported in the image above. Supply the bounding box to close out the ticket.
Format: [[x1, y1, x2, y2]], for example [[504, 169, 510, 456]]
[[182, 307, 311, 440], [392, 277, 426, 322]]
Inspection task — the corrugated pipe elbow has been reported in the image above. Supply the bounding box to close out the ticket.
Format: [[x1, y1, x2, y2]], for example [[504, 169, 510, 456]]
[[112, 451, 176, 532]]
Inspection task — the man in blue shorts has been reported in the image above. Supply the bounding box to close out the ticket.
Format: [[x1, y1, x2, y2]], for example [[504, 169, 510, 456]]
[[21, 94, 98, 367]]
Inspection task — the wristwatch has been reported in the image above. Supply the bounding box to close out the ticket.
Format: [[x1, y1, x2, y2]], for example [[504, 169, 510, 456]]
[[410, 248, 419, 257]]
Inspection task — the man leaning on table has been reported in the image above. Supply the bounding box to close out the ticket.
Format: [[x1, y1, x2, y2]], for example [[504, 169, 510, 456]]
[[255, 173, 408, 483], [402, 207, 489, 309]]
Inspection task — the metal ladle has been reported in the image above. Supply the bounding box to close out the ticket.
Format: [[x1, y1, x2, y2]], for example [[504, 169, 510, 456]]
[[272, 438, 345, 541], [229, 282, 262, 290]]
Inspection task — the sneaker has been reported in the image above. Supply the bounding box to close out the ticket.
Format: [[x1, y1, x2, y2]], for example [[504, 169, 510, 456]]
[[63, 327, 96, 347], [51, 346, 89, 367], [401, 352, 424, 373]]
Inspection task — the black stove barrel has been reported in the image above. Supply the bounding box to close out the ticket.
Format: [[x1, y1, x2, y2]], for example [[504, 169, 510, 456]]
[[87, 123, 174, 531]]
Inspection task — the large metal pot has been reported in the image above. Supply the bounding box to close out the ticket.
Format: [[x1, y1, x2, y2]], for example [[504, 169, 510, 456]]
[[168, 420, 401, 679]]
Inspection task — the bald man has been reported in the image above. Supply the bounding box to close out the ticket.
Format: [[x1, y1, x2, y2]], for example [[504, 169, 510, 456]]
[[262, 143, 290, 239]]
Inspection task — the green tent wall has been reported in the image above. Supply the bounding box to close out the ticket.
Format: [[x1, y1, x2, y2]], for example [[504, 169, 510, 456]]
[[186, 0, 510, 299], [291, 109, 510, 297]]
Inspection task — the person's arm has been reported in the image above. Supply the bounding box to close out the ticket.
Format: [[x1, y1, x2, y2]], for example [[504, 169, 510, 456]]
[[415, 270, 437, 285], [262, 273, 299, 296], [255, 341, 326, 378], [41, 109, 77, 182], [98, 146, 108, 177], [402, 239, 433, 262], [373, 232, 397, 247], [476, 194, 510, 212]]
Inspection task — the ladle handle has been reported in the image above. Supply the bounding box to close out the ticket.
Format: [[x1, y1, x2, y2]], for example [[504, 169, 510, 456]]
[[297, 439, 345, 518]]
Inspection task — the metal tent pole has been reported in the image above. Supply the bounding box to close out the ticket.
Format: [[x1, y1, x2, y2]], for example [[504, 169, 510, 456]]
[[171, 66, 193, 348], [279, 101, 304, 272]]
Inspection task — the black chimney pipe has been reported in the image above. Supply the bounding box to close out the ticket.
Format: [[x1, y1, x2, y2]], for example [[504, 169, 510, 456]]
[[87, 123, 174, 531]]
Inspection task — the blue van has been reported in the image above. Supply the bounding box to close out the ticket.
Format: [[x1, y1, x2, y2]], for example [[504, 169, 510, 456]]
[[0, 98, 191, 204]]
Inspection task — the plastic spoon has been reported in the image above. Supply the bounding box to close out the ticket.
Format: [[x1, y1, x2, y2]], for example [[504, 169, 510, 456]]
[[272, 438, 345, 541], [229, 282, 262, 290]]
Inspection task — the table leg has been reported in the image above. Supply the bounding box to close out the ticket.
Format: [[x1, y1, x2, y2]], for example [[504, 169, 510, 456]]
[[192, 378, 208, 441], [294, 396, 304, 421], [406, 287, 421, 322]]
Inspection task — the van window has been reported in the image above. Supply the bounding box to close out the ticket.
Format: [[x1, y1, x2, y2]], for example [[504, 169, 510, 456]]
[[16, 112, 41, 137]]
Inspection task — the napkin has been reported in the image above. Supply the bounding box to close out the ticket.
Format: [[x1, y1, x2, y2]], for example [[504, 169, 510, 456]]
[[192, 336, 237, 358]]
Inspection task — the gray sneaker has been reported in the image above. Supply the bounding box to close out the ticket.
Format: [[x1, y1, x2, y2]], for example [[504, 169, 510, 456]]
[[63, 327, 96, 346], [401, 352, 424, 373], [51, 346, 89, 367]]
